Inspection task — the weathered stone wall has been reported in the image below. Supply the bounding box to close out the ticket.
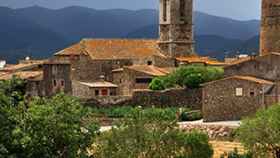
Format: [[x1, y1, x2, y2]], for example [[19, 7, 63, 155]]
[[83, 96, 132, 107], [52, 55, 133, 82], [82, 88, 201, 108], [114, 68, 155, 96], [224, 54, 280, 81], [72, 81, 117, 99], [203, 78, 266, 122], [132, 88, 202, 108], [159, 0, 194, 57], [260, 0, 280, 55], [43, 63, 72, 96]]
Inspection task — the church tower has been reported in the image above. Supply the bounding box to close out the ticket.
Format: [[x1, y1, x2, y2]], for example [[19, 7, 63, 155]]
[[158, 0, 195, 58], [260, 0, 280, 56]]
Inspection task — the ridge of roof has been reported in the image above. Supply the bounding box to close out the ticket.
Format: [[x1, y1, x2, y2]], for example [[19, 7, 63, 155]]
[[55, 38, 165, 60], [125, 65, 171, 77], [202, 75, 274, 86]]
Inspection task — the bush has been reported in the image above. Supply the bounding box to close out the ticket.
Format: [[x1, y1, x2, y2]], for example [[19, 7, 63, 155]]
[[237, 104, 280, 158], [148, 77, 165, 90], [180, 110, 203, 121], [149, 65, 224, 90], [1, 94, 100, 158], [93, 107, 213, 158], [220, 148, 252, 158]]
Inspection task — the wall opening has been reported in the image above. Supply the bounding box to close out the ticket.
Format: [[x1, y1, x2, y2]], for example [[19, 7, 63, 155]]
[[163, 0, 167, 22]]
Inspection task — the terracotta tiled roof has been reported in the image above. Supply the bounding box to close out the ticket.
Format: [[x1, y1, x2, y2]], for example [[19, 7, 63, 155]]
[[0, 61, 43, 72], [126, 65, 172, 76], [55, 39, 164, 60], [176, 55, 225, 66], [225, 53, 280, 67], [0, 71, 43, 81], [202, 75, 274, 86], [79, 81, 118, 88]]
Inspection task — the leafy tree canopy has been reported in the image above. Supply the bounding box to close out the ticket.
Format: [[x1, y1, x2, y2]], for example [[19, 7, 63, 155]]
[[238, 104, 280, 158], [93, 107, 213, 158], [149, 65, 224, 90]]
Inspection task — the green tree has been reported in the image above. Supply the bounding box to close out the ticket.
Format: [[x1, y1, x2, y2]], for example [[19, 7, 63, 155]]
[[238, 104, 280, 158], [93, 107, 213, 158], [1, 94, 99, 158], [149, 65, 224, 90]]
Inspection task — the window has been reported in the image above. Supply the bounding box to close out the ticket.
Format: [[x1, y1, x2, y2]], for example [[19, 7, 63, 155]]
[[53, 79, 57, 87], [249, 89, 255, 97], [147, 61, 153, 65], [163, 0, 167, 22], [61, 80, 65, 87], [95, 90, 99, 96], [236, 88, 243, 97], [101, 89, 108, 96], [180, 0, 186, 21], [135, 78, 153, 84]]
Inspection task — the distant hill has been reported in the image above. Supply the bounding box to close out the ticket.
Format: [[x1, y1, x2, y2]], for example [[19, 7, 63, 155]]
[[0, 6, 260, 63]]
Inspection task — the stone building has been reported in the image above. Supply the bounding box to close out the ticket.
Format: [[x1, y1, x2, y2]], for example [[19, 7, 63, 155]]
[[43, 62, 72, 96], [158, 0, 194, 57], [112, 65, 172, 96], [202, 76, 274, 122], [260, 0, 280, 56]]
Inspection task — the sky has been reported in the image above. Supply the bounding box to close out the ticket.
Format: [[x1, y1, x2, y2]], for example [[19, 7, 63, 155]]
[[0, 0, 261, 20]]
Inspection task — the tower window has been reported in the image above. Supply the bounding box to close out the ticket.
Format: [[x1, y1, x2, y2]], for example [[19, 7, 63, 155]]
[[163, 0, 167, 22], [53, 80, 57, 87], [180, 0, 186, 21], [147, 61, 153, 65]]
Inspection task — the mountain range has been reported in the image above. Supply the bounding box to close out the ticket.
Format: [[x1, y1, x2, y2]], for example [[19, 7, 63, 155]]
[[0, 6, 260, 63]]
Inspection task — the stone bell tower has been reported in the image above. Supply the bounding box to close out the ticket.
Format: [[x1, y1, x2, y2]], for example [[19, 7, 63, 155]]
[[260, 0, 280, 56], [158, 0, 195, 58]]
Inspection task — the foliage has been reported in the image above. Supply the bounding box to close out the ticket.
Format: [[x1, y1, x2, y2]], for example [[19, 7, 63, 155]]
[[0, 93, 99, 158], [237, 104, 280, 158], [0, 76, 26, 106], [90, 106, 182, 120], [149, 65, 224, 90], [180, 110, 203, 121], [93, 107, 213, 158], [148, 77, 165, 90], [220, 148, 253, 158]]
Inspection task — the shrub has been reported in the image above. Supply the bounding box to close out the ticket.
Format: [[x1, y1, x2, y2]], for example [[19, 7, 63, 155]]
[[149, 65, 224, 90], [237, 104, 280, 158], [93, 108, 213, 158], [1, 94, 100, 158], [220, 148, 253, 158], [148, 77, 165, 90], [180, 110, 203, 121]]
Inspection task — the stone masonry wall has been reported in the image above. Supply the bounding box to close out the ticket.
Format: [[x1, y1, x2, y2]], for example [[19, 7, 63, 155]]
[[132, 88, 202, 109], [83, 88, 202, 109], [203, 78, 266, 122]]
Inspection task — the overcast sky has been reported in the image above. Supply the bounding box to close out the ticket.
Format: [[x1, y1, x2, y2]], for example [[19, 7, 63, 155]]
[[0, 0, 261, 20]]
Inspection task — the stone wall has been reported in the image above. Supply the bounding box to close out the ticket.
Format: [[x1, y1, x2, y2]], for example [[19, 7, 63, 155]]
[[83, 88, 202, 109], [43, 63, 72, 96], [203, 78, 267, 122], [260, 0, 280, 55], [159, 0, 194, 57], [224, 54, 280, 81], [83, 96, 132, 107], [132, 88, 202, 109]]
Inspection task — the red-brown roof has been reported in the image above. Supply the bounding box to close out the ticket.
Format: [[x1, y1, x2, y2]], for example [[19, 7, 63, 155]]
[[176, 55, 225, 66], [126, 65, 172, 76], [0, 71, 43, 81], [202, 75, 274, 86], [55, 39, 165, 60]]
